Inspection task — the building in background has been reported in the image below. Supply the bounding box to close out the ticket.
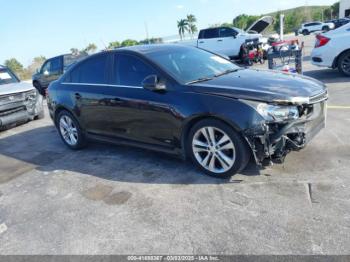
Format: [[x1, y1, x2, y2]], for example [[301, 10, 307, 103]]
[[340, 0, 350, 18]]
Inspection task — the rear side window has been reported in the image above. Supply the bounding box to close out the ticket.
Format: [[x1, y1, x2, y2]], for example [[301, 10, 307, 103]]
[[219, 27, 236, 37], [69, 54, 109, 84], [202, 29, 220, 39], [114, 54, 156, 87]]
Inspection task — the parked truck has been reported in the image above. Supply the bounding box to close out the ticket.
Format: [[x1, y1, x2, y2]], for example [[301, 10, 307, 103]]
[[32, 53, 87, 96], [180, 16, 274, 60]]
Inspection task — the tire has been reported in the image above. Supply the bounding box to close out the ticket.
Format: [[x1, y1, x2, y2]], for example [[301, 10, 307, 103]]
[[33, 81, 45, 96], [338, 50, 350, 76], [187, 119, 251, 179], [56, 110, 86, 150], [322, 26, 329, 31], [302, 29, 309, 36]]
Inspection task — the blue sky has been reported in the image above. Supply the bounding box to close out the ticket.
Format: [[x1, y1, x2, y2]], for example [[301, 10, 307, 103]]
[[1, 0, 337, 66]]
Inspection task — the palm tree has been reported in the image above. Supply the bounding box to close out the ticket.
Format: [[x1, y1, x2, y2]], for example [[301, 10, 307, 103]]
[[177, 19, 188, 41], [187, 14, 198, 38]]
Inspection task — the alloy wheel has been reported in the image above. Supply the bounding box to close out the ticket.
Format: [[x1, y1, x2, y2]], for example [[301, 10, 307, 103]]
[[59, 115, 78, 146], [340, 54, 350, 74], [192, 126, 236, 174]]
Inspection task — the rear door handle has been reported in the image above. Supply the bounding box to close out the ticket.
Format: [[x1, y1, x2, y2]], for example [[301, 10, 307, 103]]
[[75, 93, 82, 100], [217, 39, 223, 42], [199, 41, 204, 44]]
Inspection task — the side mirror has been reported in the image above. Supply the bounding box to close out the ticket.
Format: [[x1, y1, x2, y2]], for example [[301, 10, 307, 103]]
[[142, 75, 166, 92], [44, 70, 49, 76]]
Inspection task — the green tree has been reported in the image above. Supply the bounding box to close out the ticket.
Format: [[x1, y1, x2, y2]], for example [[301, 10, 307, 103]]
[[108, 41, 121, 49], [121, 39, 139, 47], [83, 43, 97, 54], [177, 19, 188, 40], [70, 48, 79, 55], [233, 14, 261, 30], [187, 14, 198, 38], [27, 56, 46, 74], [4, 58, 23, 73]]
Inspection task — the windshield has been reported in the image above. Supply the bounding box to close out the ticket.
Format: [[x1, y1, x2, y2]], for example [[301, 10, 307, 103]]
[[146, 47, 240, 84], [0, 68, 19, 85]]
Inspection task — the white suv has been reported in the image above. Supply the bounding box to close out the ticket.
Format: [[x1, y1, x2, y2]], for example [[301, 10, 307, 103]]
[[298, 21, 335, 35], [311, 23, 350, 76]]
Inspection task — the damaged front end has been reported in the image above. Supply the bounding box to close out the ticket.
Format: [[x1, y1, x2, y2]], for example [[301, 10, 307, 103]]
[[0, 89, 43, 129], [242, 91, 328, 165]]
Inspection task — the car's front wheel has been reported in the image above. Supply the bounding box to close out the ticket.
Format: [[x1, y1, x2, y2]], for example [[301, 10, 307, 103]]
[[338, 50, 350, 76], [187, 119, 250, 178], [56, 110, 86, 149]]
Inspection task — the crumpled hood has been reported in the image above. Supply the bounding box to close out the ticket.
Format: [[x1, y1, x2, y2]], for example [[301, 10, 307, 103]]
[[191, 69, 327, 104], [0, 82, 35, 96]]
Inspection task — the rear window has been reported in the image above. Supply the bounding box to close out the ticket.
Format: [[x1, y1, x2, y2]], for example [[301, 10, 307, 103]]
[[0, 68, 19, 85]]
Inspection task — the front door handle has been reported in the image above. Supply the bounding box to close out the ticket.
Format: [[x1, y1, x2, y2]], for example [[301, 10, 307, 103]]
[[217, 39, 223, 42], [75, 93, 82, 100], [199, 41, 204, 44]]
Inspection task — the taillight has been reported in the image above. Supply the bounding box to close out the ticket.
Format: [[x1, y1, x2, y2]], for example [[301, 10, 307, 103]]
[[315, 35, 330, 48]]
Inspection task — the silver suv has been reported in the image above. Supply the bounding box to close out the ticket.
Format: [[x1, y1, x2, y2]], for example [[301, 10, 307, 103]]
[[298, 21, 335, 35]]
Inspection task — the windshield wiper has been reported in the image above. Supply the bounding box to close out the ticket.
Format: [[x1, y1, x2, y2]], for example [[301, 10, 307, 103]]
[[214, 68, 241, 78], [186, 77, 213, 85]]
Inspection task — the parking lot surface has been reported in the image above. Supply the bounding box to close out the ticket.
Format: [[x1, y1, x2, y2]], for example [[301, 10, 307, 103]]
[[0, 35, 349, 255]]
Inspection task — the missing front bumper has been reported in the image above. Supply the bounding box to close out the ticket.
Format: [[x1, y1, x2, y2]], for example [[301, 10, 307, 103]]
[[243, 101, 326, 165]]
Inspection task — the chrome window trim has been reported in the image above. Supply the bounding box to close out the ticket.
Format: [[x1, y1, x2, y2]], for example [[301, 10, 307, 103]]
[[61, 82, 143, 89]]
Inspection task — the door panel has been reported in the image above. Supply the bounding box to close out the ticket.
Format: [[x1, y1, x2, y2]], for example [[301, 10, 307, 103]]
[[103, 53, 180, 147], [87, 85, 180, 148], [198, 28, 223, 55]]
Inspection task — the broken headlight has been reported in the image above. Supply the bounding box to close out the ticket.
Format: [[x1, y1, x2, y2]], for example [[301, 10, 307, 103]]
[[244, 100, 299, 122], [25, 90, 37, 100]]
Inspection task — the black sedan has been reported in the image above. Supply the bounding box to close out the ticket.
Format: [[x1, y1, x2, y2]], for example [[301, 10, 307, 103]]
[[47, 45, 327, 178]]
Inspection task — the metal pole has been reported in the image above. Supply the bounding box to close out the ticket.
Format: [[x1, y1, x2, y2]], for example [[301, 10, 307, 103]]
[[280, 14, 285, 41]]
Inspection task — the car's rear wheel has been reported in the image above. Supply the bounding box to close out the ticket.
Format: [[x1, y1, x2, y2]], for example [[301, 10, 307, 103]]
[[338, 51, 350, 76], [302, 29, 309, 35], [187, 119, 250, 178], [56, 110, 86, 149]]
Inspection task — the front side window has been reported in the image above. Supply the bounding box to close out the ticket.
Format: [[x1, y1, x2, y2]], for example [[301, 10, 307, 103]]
[[41, 61, 51, 74], [219, 28, 236, 38], [146, 47, 240, 84], [69, 54, 109, 84], [50, 57, 62, 73], [115, 54, 156, 87]]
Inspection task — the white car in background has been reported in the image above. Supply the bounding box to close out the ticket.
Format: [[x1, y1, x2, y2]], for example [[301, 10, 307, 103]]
[[0, 65, 44, 130], [298, 21, 335, 35], [180, 16, 274, 59], [311, 23, 350, 76]]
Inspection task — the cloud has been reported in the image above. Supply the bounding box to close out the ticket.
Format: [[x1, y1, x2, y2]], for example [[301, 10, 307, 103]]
[[176, 4, 184, 9]]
